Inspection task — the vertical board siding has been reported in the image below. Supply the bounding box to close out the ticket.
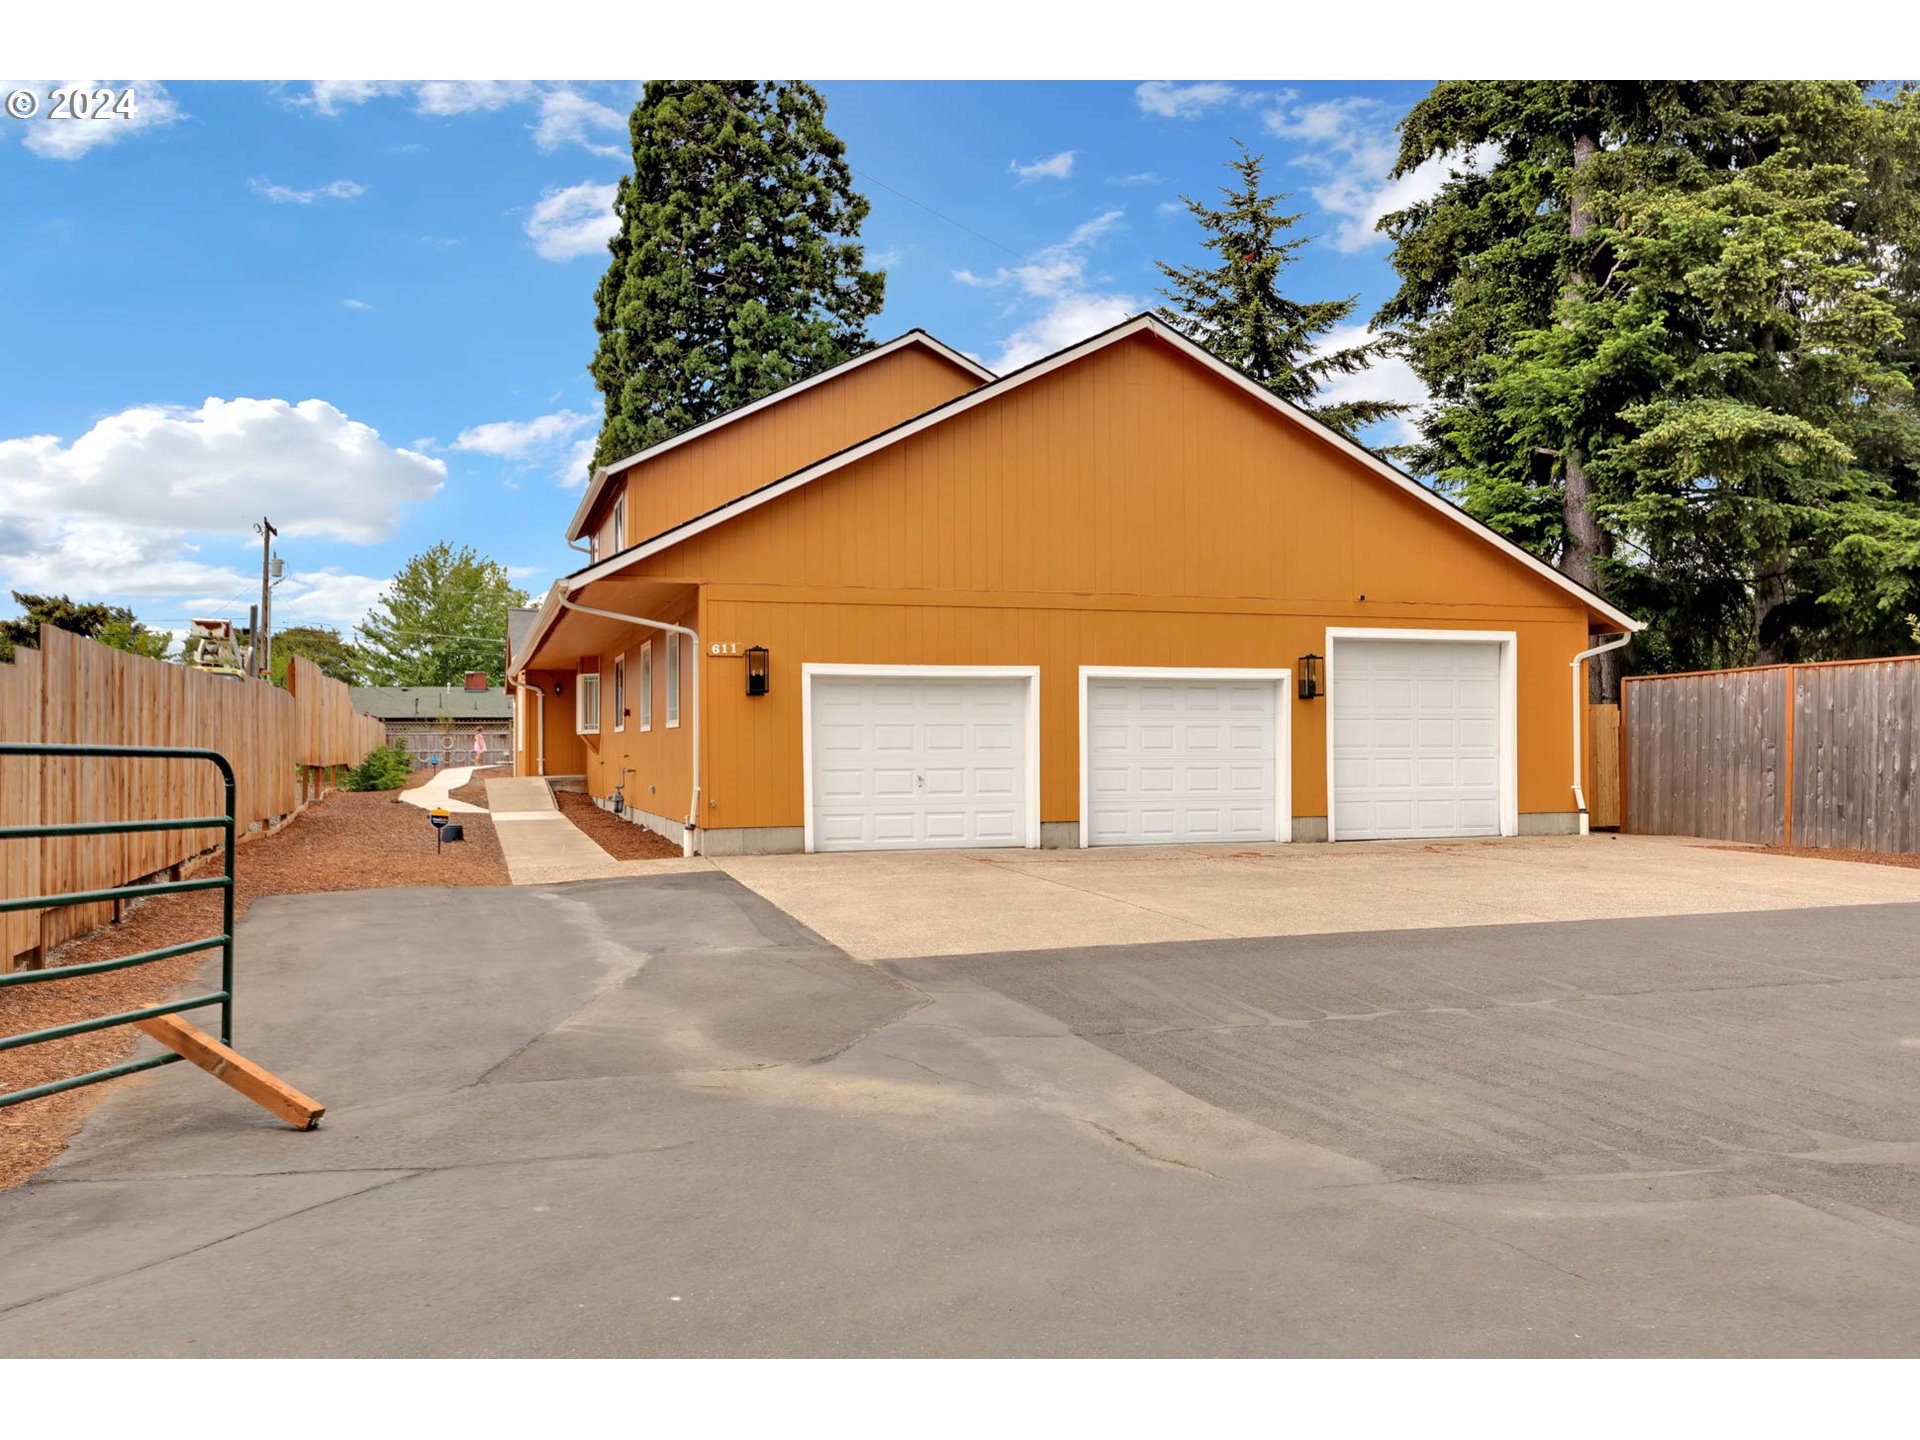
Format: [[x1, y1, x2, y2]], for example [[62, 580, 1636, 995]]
[[1625, 667, 1787, 845], [1794, 660, 1920, 853], [0, 628, 384, 971]]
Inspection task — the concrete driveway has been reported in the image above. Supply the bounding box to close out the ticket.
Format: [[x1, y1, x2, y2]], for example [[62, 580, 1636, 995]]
[[716, 833, 1920, 960], [3, 857, 1919, 1356]]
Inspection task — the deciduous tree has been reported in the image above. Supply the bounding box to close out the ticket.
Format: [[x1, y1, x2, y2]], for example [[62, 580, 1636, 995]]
[[354, 544, 529, 687]]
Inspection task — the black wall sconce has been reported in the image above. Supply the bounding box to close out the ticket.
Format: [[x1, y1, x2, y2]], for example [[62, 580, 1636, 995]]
[[745, 645, 770, 697], [553, 679, 564, 697], [1297, 653, 1323, 700]]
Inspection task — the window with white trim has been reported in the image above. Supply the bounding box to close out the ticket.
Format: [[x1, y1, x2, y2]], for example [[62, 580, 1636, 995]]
[[577, 669, 601, 734], [611, 493, 626, 552], [639, 640, 653, 731], [666, 634, 681, 729], [612, 654, 626, 732]]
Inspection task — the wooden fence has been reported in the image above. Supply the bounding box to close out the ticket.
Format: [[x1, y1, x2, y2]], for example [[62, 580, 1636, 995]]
[[1622, 655, 1920, 851], [1, 628, 385, 972]]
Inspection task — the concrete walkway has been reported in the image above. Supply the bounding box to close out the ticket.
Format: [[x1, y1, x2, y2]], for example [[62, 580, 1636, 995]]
[[485, 775, 710, 884], [396, 763, 491, 816]]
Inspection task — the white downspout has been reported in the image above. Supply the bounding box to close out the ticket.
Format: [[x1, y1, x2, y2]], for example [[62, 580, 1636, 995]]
[[559, 597, 702, 858], [513, 677, 548, 777], [1571, 632, 1632, 835]]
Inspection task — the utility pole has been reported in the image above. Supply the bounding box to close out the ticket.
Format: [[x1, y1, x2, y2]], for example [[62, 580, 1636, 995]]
[[254, 516, 278, 681]]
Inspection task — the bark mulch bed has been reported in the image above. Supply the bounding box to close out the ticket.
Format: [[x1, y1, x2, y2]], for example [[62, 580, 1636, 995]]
[[448, 765, 506, 809], [1714, 843, 1920, 871], [0, 788, 509, 1191], [555, 790, 684, 860]]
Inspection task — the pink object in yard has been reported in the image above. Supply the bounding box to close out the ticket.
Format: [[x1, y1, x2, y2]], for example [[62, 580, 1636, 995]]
[[472, 730, 486, 760]]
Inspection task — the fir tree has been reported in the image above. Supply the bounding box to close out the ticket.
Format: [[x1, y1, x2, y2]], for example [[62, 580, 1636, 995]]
[[587, 81, 887, 472], [1155, 141, 1406, 437], [1379, 81, 1920, 677]]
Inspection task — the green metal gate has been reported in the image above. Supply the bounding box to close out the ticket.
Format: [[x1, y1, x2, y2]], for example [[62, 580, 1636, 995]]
[[0, 742, 236, 1110]]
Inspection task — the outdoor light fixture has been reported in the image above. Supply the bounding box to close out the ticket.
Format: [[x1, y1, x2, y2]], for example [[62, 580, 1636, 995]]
[[745, 645, 770, 697], [1297, 654, 1324, 700]]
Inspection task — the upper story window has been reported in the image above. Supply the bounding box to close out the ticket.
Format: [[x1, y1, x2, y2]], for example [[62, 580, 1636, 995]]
[[612, 654, 626, 732], [639, 640, 653, 731], [577, 668, 601, 735], [611, 493, 626, 552], [666, 634, 681, 729]]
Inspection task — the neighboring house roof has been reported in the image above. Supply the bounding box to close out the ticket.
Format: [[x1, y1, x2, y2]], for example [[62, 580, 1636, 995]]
[[506, 606, 538, 666], [563, 330, 996, 541], [349, 686, 514, 720], [564, 313, 1639, 632]]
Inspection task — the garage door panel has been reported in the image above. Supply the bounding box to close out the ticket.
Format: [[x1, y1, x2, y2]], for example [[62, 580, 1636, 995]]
[[1333, 639, 1503, 841], [1085, 676, 1282, 846], [809, 675, 1032, 852]]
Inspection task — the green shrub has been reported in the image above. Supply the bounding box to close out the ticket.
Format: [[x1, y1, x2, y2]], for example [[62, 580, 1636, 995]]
[[343, 742, 415, 792]]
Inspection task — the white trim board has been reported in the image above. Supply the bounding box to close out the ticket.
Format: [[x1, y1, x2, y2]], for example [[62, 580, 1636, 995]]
[[564, 331, 995, 541], [1077, 666, 1293, 847], [800, 663, 1042, 854], [565, 313, 1638, 633], [1322, 627, 1519, 842]]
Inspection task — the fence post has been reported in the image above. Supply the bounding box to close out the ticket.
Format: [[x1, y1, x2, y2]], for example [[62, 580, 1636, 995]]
[[1782, 664, 1796, 848]]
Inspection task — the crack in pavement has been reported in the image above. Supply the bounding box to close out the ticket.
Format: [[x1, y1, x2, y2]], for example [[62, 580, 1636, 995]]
[[1078, 1119, 1227, 1181]]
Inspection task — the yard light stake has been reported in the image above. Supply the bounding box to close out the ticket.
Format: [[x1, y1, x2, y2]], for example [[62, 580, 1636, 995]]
[[1298, 653, 1324, 700]]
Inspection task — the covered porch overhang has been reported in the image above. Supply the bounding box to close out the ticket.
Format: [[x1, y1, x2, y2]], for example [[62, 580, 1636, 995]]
[[510, 574, 701, 676]]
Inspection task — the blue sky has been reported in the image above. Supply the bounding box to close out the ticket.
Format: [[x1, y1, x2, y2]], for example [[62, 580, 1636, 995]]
[[0, 79, 1445, 642]]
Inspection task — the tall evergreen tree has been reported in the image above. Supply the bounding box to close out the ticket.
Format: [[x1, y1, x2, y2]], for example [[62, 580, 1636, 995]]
[[587, 81, 888, 471], [355, 544, 529, 688], [1379, 81, 1920, 681], [1156, 142, 1406, 437]]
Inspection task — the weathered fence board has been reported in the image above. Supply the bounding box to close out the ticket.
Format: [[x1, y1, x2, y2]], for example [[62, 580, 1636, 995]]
[[1587, 703, 1621, 829], [1793, 660, 1920, 853], [1626, 655, 1920, 852], [1625, 665, 1787, 845], [0, 628, 383, 971]]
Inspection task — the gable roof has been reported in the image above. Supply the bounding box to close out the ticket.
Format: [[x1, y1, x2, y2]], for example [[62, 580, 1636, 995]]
[[564, 313, 1639, 632], [563, 330, 996, 541]]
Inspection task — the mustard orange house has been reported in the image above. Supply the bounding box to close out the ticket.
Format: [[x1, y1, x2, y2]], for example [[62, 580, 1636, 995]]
[[509, 315, 1638, 856]]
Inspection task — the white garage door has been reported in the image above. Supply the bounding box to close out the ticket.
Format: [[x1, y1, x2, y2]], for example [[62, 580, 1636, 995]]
[[1332, 639, 1502, 840], [808, 674, 1031, 852], [1085, 676, 1280, 845]]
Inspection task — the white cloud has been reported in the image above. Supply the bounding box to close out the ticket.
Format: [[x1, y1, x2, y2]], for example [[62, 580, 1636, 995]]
[[296, 81, 408, 114], [956, 210, 1138, 372], [413, 80, 538, 115], [1111, 171, 1165, 186], [0, 398, 442, 629], [453, 409, 598, 488], [1309, 323, 1431, 447], [532, 88, 627, 159], [271, 569, 395, 629], [1261, 94, 1494, 252], [0, 397, 443, 544], [1134, 81, 1247, 119], [1156, 200, 1187, 217], [295, 80, 632, 158], [525, 181, 620, 262], [1009, 149, 1076, 183], [452, 410, 594, 460], [341, 298, 372, 311], [249, 176, 366, 204], [7, 80, 183, 160]]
